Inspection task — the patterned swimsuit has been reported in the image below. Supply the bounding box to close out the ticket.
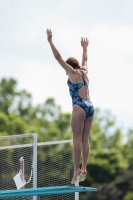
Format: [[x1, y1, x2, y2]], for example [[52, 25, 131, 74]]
[[67, 71, 94, 118]]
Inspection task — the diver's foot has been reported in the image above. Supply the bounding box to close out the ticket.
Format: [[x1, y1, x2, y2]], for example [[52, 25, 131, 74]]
[[78, 171, 87, 182], [71, 170, 81, 184]]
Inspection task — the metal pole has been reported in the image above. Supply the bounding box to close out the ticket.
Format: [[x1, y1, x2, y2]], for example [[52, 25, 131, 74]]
[[32, 133, 37, 200], [75, 180, 79, 200]]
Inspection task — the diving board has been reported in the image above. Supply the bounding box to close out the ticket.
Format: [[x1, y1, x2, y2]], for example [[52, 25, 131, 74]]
[[0, 186, 98, 199]]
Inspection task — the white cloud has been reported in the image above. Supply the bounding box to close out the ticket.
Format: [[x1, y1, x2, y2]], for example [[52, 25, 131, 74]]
[[12, 12, 77, 46], [59, 0, 80, 10], [14, 60, 72, 110]]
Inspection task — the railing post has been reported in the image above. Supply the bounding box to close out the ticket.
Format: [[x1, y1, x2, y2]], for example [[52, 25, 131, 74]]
[[32, 133, 37, 200], [75, 180, 79, 200]]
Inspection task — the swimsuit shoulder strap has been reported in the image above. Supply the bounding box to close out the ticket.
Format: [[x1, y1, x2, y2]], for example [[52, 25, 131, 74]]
[[80, 70, 88, 86], [80, 70, 85, 81]]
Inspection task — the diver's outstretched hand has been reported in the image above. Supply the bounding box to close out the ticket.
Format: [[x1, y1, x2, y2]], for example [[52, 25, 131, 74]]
[[81, 37, 89, 48], [46, 29, 52, 43]]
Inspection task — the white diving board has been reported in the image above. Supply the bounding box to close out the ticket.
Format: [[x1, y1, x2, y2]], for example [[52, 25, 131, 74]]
[[0, 186, 98, 199]]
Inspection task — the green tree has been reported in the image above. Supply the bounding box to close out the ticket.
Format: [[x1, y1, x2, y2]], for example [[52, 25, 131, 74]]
[[124, 191, 133, 200], [0, 78, 17, 114]]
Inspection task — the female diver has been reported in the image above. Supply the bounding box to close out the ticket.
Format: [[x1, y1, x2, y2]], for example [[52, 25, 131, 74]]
[[46, 29, 94, 184]]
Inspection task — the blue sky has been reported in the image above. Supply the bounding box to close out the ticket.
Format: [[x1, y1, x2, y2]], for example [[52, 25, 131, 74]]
[[0, 0, 133, 130]]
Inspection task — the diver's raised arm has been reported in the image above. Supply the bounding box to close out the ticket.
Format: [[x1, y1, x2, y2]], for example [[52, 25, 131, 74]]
[[46, 29, 74, 74], [81, 37, 89, 73]]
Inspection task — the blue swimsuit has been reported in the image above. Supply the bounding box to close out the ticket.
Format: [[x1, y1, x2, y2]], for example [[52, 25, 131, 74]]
[[67, 71, 94, 118]]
